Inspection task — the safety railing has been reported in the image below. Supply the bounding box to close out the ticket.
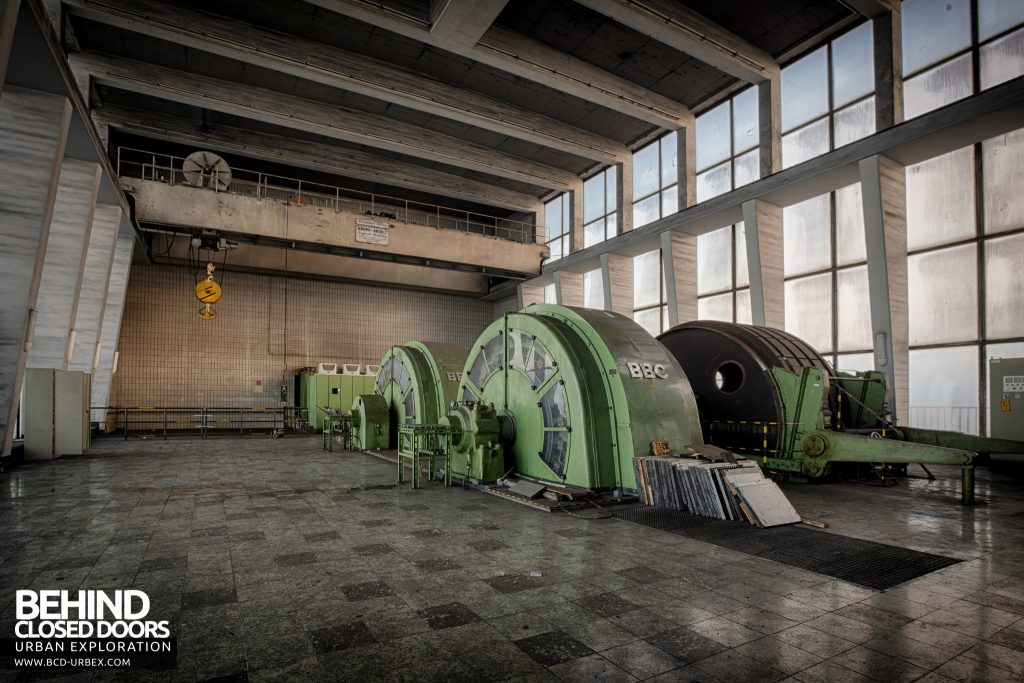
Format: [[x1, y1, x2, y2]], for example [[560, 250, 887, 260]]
[[92, 406, 309, 440], [116, 146, 541, 244]]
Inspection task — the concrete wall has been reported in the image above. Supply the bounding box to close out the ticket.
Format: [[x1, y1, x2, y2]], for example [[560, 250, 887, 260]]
[[109, 263, 498, 407]]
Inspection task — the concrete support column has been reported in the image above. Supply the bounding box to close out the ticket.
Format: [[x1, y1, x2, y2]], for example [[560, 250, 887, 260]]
[[68, 204, 121, 372], [554, 271, 583, 307], [619, 160, 633, 233], [0, 0, 20, 100], [91, 235, 134, 421], [660, 231, 698, 327], [678, 122, 697, 208], [0, 86, 72, 456], [569, 181, 585, 253], [758, 75, 782, 177], [27, 159, 102, 370], [601, 253, 633, 317], [517, 283, 545, 309], [873, 10, 903, 130], [742, 199, 784, 328], [860, 154, 908, 422]]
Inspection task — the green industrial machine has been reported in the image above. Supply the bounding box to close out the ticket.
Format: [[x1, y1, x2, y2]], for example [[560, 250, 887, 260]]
[[350, 394, 389, 450], [374, 341, 468, 446], [297, 371, 376, 430], [449, 304, 704, 491], [657, 321, 1004, 504]]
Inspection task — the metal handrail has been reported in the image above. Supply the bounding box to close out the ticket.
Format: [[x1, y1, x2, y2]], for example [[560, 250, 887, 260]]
[[116, 146, 542, 244], [91, 405, 309, 440]]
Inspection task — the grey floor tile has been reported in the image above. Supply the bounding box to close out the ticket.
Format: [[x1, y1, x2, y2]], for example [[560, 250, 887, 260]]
[[549, 653, 637, 682]]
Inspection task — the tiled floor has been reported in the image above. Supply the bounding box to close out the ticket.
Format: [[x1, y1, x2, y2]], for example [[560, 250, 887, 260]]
[[0, 437, 1022, 682]]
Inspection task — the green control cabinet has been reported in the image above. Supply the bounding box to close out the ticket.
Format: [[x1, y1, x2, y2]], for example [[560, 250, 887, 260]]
[[298, 372, 375, 430]]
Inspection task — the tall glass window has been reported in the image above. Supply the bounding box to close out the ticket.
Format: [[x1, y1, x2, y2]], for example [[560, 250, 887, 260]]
[[695, 88, 760, 203], [781, 21, 875, 169], [632, 132, 678, 229], [583, 269, 604, 309], [632, 250, 668, 336], [696, 223, 751, 324], [780, 184, 871, 365], [583, 166, 619, 248], [902, 0, 1024, 119], [543, 193, 571, 263]]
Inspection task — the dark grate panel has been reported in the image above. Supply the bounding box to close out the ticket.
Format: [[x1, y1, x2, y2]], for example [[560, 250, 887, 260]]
[[610, 504, 959, 590]]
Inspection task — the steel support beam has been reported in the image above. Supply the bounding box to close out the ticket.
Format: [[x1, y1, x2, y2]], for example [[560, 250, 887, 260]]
[[860, 154, 908, 422], [0, 86, 71, 457], [26, 158, 101, 370], [71, 51, 577, 192], [575, 0, 777, 83]]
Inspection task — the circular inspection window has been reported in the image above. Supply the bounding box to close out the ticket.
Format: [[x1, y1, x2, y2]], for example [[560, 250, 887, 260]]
[[714, 361, 745, 394]]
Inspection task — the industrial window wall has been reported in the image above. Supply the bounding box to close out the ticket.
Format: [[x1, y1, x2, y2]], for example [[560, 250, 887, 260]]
[[696, 223, 752, 325], [583, 269, 604, 309], [633, 250, 668, 336], [902, 0, 1024, 119], [780, 20, 876, 169], [906, 125, 1024, 436], [583, 166, 620, 248], [632, 133, 678, 229], [544, 193, 571, 263], [695, 87, 760, 202]]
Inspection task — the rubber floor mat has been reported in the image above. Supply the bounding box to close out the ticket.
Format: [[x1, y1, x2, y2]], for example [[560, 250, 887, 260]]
[[610, 504, 959, 590]]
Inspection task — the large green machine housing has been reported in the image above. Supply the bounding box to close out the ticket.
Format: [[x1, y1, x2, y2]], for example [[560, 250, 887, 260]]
[[449, 305, 704, 491]]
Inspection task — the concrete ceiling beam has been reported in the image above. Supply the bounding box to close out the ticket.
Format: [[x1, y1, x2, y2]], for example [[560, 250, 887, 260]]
[[94, 105, 542, 213], [840, 0, 900, 19], [429, 0, 509, 49], [64, 0, 625, 164], [303, 0, 692, 130], [70, 51, 578, 192], [575, 0, 778, 83]]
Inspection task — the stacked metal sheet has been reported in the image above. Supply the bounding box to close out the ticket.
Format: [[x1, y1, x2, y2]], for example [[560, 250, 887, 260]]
[[633, 455, 799, 527]]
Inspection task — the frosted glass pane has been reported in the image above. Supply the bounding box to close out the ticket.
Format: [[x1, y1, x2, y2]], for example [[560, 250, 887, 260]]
[[985, 232, 1024, 339], [584, 269, 604, 310], [735, 288, 752, 324], [735, 222, 749, 287], [836, 353, 874, 373], [781, 47, 828, 131], [633, 141, 660, 198], [606, 212, 619, 240], [783, 194, 831, 277], [661, 132, 678, 187], [696, 162, 731, 203], [782, 118, 830, 169], [785, 273, 833, 353], [979, 0, 1024, 41], [902, 0, 971, 74], [584, 218, 605, 249], [833, 97, 876, 148], [697, 226, 732, 295], [696, 102, 731, 171], [698, 293, 732, 322], [544, 195, 564, 240], [906, 146, 976, 250], [981, 28, 1024, 90], [983, 128, 1024, 234], [908, 244, 978, 345], [662, 186, 678, 216], [986, 342, 1024, 435], [634, 308, 661, 336], [546, 237, 562, 262], [606, 165, 619, 209], [544, 284, 556, 304], [662, 305, 670, 332], [835, 183, 867, 266], [583, 172, 606, 223], [733, 149, 760, 188], [733, 87, 759, 153], [832, 21, 874, 107], [837, 266, 872, 352], [634, 250, 662, 308], [633, 195, 660, 228], [909, 346, 979, 435], [904, 54, 973, 120]]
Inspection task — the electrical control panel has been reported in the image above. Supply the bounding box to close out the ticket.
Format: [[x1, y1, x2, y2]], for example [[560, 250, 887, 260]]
[[989, 357, 1024, 456]]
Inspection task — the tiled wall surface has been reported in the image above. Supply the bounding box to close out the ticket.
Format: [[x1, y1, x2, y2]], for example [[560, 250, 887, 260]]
[[110, 264, 496, 407]]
